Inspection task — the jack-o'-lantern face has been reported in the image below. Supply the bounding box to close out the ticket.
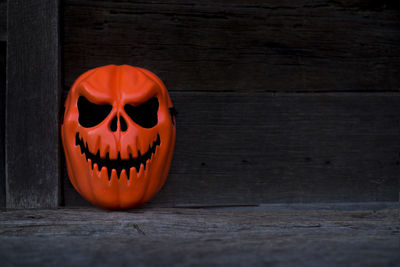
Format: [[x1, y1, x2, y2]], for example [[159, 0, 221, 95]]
[[61, 65, 176, 210]]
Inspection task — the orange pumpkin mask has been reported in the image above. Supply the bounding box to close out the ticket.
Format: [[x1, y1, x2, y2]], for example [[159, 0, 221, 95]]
[[61, 65, 176, 210]]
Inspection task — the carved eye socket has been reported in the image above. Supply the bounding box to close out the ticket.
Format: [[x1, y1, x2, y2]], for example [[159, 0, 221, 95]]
[[77, 96, 112, 128], [124, 97, 159, 128]]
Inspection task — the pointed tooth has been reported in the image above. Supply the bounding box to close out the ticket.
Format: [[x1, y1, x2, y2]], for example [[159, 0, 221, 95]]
[[100, 145, 109, 159], [150, 146, 158, 162], [156, 134, 160, 145], [149, 149, 154, 160], [151, 146, 157, 160], [93, 164, 100, 178], [138, 163, 145, 178], [125, 168, 130, 180], [135, 135, 141, 157], [119, 169, 128, 185], [130, 167, 137, 180], [87, 159, 93, 175], [143, 157, 149, 170], [121, 146, 129, 160], [109, 148, 118, 160], [94, 135, 101, 154], [144, 159, 151, 176], [100, 167, 109, 184], [128, 144, 138, 159], [110, 169, 118, 183]]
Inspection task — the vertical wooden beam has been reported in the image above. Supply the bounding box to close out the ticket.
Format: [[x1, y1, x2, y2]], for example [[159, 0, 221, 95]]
[[0, 41, 5, 208], [6, 0, 60, 208], [0, 0, 6, 210]]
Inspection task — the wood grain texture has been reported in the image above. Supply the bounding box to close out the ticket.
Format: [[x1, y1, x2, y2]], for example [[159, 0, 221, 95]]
[[0, 42, 5, 208], [0, 205, 399, 266], [0, 0, 6, 41], [63, 92, 400, 207], [63, 0, 400, 92], [6, 0, 60, 208]]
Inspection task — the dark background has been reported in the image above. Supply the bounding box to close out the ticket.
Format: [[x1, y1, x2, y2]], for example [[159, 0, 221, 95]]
[[1, 0, 399, 208]]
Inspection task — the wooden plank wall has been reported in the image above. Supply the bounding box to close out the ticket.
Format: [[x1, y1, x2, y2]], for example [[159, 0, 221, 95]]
[[6, 0, 61, 208], [63, 0, 400, 93], [62, 0, 400, 206]]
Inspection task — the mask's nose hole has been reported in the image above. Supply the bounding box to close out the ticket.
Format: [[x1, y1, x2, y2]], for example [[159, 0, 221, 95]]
[[120, 116, 127, 132], [110, 116, 118, 132], [110, 115, 128, 132]]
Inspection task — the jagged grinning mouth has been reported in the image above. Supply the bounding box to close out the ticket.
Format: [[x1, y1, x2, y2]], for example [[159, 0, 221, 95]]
[[75, 133, 160, 180]]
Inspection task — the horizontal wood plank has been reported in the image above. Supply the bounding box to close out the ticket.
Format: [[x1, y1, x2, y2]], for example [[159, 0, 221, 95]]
[[6, 0, 60, 208], [0, 206, 399, 266], [0, 0, 6, 41], [63, 0, 400, 92], [63, 92, 400, 207]]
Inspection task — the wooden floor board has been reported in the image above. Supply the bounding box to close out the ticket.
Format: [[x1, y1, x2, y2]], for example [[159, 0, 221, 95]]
[[0, 205, 399, 266]]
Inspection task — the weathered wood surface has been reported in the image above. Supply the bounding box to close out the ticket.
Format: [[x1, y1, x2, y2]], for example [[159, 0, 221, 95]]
[[63, 92, 400, 207], [63, 0, 400, 92], [6, 0, 60, 208], [0, 204, 399, 266], [0, 41, 5, 208], [0, 0, 6, 41]]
